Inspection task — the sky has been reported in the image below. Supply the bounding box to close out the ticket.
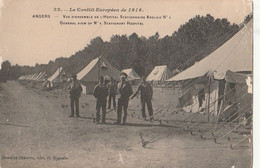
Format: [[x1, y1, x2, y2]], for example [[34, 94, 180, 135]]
[[0, 0, 252, 67]]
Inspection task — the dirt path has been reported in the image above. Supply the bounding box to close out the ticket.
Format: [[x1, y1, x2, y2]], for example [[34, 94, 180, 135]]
[[0, 81, 252, 168]]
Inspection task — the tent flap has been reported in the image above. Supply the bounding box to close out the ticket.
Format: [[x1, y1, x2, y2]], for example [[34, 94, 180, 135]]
[[224, 70, 252, 84]]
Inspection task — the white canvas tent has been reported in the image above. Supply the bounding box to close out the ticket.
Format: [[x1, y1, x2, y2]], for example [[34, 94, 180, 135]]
[[18, 76, 25, 80], [35, 72, 46, 81], [27, 74, 35, 80], [23, 75, 28, 80], [77, 57, 120, 82], [146, 65, 173, 83], [169, 19, 253, 118], [22, 75, 28, 80], [48, 67, 65, 87], [167, 19, 253, 82], [31, 73, 40, 80], [121, 68, 141, 85], [122, 68, 141, 80], [77, 56, 121, 94], [25, 74, 33, 80], [33, 72, 43, 81]]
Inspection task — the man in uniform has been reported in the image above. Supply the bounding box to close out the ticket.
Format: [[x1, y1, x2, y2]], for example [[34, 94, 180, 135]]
[[93, 76, 108, 124], [131, 76, 154, 120], [68, 74, 83, 117], [116, 72, 133, 125], [107, 77, 117, 109]]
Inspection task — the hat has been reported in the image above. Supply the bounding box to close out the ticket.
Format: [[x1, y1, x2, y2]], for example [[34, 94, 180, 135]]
[[120, 72, 128, 78]]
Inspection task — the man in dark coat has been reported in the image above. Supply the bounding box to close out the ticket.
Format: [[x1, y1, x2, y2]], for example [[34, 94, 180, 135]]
[[131, 76, 154, 120], [93, 76, 108, 123], [68, 74, 83, 117], [107, 77, 117, 109], [116, 72, 133, 125]]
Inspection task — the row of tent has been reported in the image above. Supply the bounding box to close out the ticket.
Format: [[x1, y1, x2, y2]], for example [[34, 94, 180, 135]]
[[73, 57, 174, 93], [18, 57, 175, 90], [18, 72, 47, 81], [75, 57, 174, 83], [18, 67, 66, 88]]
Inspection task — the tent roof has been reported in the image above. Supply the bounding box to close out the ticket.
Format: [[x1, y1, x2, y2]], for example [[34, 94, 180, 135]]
[[121, 68, 141, 80], [28, 74, 37, 80], [33, 72, 43, 81], [77, 57, 121, 82], [26, 74, 32, 80], [24, 75, 29, 80], [27, 74, 33, 80], [31, 73, 40, 80], [168, 19, 253, 81], [48, 67, 63, 83], [77, 58, 99, 81], [35, 72, 46, 81], [33, 72, 44, 81], [146, 65, 173, 82]]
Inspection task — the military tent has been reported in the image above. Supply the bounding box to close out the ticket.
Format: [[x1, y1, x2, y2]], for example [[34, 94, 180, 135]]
[[35, 72, 46, 81], [169, 19, 253, 120], [167, 19, 252, 82], [27, 73, 37, 80], [31, 73, 40, 80], [121, 68, 141, 85], [33, 72, 43, 81], [22, 75, 28, 80], [48, 67, 66, 87], [24, 75, 30, 80], [77, 56, 121, 94], [18, 76, 25, 80], [25, 74, 33, 80], [146, 65, 173, 84]]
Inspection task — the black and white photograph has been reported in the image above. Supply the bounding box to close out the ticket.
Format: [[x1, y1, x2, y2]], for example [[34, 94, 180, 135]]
[[0, 0, 253, 167]]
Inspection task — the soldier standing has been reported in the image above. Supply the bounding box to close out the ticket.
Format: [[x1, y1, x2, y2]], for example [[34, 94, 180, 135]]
[[131, 76, 154, 120], [107, 78, 117, 109], [116, 72, 133, 125], [69, 74, 83, 117], [93, 76, 108, 124]]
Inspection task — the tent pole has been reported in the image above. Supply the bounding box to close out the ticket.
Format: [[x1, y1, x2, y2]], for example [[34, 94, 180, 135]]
[[58, 62, 61, 83], [214, 81, 226, 128], [208, 82, 211, 122], [97, 57, 100, 82]]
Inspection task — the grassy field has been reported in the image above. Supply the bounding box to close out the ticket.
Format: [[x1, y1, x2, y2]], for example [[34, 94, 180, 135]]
[[0, 81, 252, 168]]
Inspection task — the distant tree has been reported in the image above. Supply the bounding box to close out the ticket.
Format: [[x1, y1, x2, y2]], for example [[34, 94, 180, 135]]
[[244, 13, 253, 24], [0, 60, 11, 82], [5, 14, 243, 81], [88, 36, 105, 56]]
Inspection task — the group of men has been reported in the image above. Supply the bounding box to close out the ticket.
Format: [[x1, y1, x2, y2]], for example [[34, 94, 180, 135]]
[[68, 72, 154, 125]]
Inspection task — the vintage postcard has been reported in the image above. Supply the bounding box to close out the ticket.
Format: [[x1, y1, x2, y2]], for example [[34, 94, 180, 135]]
[[0, 0, 253, 167]]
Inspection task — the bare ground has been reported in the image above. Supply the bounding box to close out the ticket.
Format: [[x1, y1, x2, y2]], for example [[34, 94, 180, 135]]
[[0, 81, 252, 168]]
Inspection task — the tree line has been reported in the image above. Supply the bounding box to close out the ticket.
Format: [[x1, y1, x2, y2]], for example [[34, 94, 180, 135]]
[[0, 14, 252, 82]]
